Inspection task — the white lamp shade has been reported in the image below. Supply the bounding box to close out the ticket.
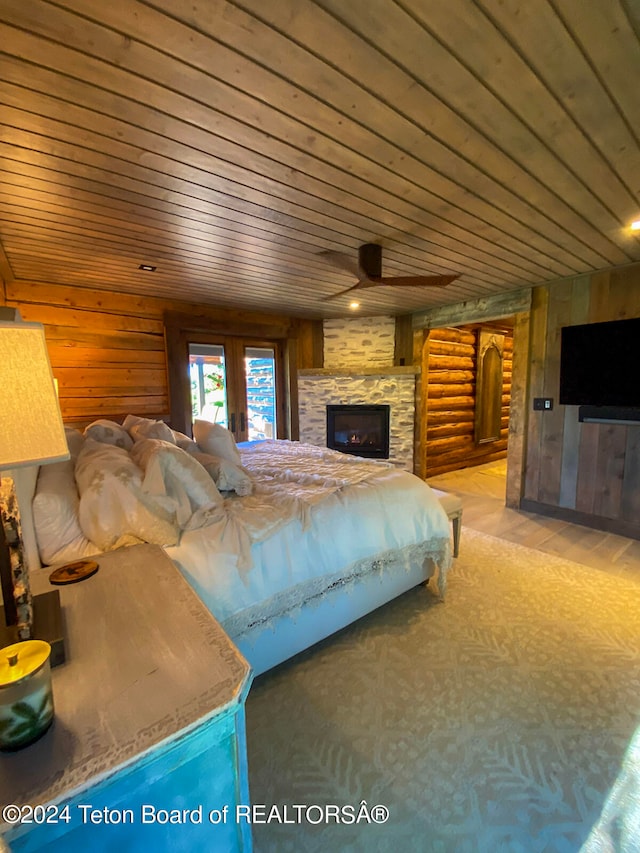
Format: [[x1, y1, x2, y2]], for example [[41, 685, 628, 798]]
[[0, 322, 69, 469]]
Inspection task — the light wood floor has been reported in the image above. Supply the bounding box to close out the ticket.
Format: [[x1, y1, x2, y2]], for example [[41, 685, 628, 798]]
[[427, 459, 640, 581]]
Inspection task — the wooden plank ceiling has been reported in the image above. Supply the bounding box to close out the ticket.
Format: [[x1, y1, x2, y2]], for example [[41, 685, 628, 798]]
[[0, 0, 639, 318]]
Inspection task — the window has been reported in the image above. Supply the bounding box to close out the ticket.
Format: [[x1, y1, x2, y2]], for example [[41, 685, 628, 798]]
[[189, 343, 228, 427], [188, 342, 279, 441]]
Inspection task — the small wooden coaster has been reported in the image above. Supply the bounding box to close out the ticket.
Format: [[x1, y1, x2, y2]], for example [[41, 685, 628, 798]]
[[49, 560, 99, 586]]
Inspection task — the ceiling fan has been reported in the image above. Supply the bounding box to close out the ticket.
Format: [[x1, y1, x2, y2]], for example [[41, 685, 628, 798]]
[[320, 243, 459, 301]]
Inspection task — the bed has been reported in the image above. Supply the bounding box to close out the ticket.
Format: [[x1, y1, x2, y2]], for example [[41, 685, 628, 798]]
[[19, 418, 452, 676]]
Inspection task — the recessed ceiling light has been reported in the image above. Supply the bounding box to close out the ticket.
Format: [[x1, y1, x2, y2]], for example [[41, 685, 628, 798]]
[[138, 264, 157, 271], [631, 220, 640, 231], [349, 301, 360, 310]]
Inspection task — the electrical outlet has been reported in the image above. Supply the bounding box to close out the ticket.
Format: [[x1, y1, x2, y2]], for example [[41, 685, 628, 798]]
[[533, 397, 553, 411]]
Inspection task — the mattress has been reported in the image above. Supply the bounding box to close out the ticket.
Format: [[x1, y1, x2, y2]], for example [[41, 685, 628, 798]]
[[166, 441, 451, 637]]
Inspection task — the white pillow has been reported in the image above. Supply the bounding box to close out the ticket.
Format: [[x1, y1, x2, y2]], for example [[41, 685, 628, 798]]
[[11, 465, 40, 572], [193, 420, 242, 465], [84, 419, 133, 451], [130, 439, 223, 529], [128, 418, 176, 444], [191, 451, 253, 497], [64, 427, 85, 460], [75, 439, 179, 550], [122, 413, 145, 432], [171, 430, 198, 452], [33, 458, 98, 566]]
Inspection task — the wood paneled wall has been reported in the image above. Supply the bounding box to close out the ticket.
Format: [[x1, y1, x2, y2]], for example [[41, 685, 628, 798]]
[[523, 265, 640, 536], [3, 280, 317, 427], [425, 324, 513, 477]]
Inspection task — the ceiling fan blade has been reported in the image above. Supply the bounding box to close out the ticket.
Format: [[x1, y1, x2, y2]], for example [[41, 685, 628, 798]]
[[321, 282, 366, 301], [320, 243, 459, 300], [374, 274, 460, 288], [317, 250, 365, 280]]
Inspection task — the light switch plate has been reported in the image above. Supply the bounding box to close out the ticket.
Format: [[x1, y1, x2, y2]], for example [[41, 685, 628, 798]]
[[533, 397, 553, 411]]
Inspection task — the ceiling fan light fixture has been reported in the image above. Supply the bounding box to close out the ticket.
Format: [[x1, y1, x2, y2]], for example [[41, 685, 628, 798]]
[[359, 243, 382, 278]]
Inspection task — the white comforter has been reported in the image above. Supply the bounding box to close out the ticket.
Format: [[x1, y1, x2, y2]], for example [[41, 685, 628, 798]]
[[166, 441, 451, 637]]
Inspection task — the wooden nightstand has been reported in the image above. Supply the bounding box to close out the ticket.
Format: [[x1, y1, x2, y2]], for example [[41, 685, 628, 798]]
[[0, 544, 253, 853]]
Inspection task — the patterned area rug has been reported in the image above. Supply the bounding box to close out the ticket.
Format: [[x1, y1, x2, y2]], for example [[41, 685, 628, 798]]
[[245, 528, 640, 853]]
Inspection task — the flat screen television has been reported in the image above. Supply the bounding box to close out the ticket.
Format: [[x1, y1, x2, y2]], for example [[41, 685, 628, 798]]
[[559, 317, 640, 408]]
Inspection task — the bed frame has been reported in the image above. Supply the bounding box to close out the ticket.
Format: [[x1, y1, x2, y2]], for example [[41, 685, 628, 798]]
[[231, 555, 435, 676], [14, 463, 458, 679]]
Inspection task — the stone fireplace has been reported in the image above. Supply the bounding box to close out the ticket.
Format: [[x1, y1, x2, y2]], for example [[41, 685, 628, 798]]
[[297, 316, 418, 471]]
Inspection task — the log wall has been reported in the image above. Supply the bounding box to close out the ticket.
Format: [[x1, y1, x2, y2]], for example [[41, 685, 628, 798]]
[[424, 323, 513, 477], [2, 280, 317, 428]]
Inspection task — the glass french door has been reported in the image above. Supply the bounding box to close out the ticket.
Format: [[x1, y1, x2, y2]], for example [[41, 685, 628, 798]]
[[188, 337, 282, 443], [189, 343, 229, 428]]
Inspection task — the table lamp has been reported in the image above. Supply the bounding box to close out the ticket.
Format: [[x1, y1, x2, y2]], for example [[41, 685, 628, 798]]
[[0, 321, 69, 658]]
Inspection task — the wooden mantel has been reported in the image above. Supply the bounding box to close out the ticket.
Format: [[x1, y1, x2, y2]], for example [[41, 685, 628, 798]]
[[298, 366, 420, 377]]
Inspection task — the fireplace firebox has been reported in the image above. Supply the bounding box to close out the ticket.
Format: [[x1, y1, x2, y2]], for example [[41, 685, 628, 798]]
[[326, 404, 390, 459]]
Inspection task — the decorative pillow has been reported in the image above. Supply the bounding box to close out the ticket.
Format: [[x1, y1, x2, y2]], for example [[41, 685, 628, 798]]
[[191, 451, 253, 497], [171, 430, 198, 452], [122, 413, 145, 432], [84, 419, 133, 451], [128, 417, 176, 444], [193, 420, 242, 465], [33, 457, 97, 566], [130, 439, 223, 529], [75, 439, 179, 550], [154, 431, 252, 496]]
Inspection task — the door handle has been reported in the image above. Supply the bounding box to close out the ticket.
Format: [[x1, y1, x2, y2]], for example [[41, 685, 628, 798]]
[[240, 412, 246, 432], [230, 412, 236, 433]]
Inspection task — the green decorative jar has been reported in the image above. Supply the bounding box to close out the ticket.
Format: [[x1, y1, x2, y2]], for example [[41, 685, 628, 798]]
[[0, 640, 54, 751]]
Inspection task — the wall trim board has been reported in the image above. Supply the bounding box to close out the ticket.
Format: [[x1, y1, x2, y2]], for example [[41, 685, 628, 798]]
[[519, 498, 640, 541], [394, 314, 414, 365], [0, 241, 14, 285], [309, 319, 324, 369], [505, 311, 531, 508], [163, 310, 293, 339], [412, 288, 532, 330]]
